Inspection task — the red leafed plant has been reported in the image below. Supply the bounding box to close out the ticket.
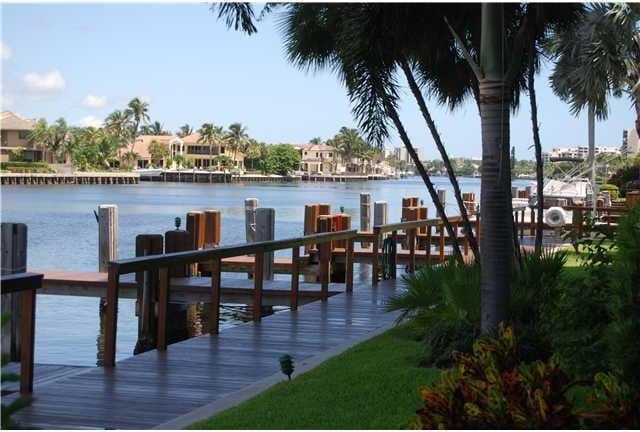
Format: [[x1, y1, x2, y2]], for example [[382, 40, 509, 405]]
[[415, 324, 578, 429]]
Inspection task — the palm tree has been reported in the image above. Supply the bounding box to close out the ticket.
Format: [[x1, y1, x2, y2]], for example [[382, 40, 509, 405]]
[[328, 127, 366, 172], [104, 109, 131, 152], [198, 123, 225, 169], [177, 124, 194, 138], [224, 123, 250, 167], [123, 97, 150, 151], [215, 3, 581, 333], [309, 137, 323, 145], [142, 121, 170, 135], [548, 4, 639, 217], [28, 119, 51, 162]]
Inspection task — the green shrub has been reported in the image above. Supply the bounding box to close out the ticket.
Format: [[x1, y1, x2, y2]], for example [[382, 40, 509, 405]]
[[606, 203, 640, 388], [600, 183, 619, 199], [0, 162, 55, 173], [579, 372, 640, 428], [415, 325, 578, 429], [387, 259, 480, 365], [510, 249, 567, 362], [607, 160, 640, 197]]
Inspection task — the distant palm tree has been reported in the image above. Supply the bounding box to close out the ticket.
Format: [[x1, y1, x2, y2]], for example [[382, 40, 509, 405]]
[[104, 109, 131, 151], [224, 123, 250, 166], [142, 121, 170, 135], [123, 97, 150, 151], [330, 127, 366, 172], [198, 123, 225, 169], [309, 137, 323, 145], [177, 124, 194, 138]]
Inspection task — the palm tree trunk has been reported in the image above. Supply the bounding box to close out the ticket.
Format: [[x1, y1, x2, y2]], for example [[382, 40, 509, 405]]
[[400, 59, 480, 262], [528, 58, 544, 255], [383, 98, 465, 264], [634, 98, 640, 148], [478, 3, 512, 334], [588, 103, 596, 218]]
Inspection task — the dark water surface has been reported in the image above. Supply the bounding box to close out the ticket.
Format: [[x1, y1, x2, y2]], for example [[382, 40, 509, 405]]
[[1, 177, 531, 365]]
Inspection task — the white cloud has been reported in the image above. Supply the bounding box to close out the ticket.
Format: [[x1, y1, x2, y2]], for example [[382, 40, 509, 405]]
[[23, 70, 65, 92], [83, 94, 107, 108], [0, 42, 10, 61], [79, 115, 103, 128]]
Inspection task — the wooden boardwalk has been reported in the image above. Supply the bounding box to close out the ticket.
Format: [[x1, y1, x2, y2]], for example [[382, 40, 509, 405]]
[[10, 278, 403, 429]]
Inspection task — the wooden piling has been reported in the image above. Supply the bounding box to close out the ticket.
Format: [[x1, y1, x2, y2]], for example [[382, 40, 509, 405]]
[[98, 205, 118, 272], [290, 246, 300, 310], [203, 210, 221, 247], [245, 198, 259, 243], [134, 234, 163, 354], [255, 208, 275, 280], [374, 201, 388, 226], [1, 222, 27, 361], [209, 258, 221, 333], [317, 216, 331, 298]]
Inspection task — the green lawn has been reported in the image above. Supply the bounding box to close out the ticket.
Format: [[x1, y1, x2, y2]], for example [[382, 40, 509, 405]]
[[189, 326, 438, 430]]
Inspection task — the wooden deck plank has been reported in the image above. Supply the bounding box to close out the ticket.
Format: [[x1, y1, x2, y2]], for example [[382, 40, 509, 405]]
[[12, 278, 403, 429]]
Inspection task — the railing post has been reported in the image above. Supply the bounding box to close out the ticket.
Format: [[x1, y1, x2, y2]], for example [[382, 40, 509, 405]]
[[19, 286, 36, 394], [391, 230, 398, 279], [209, 258, 221, 334], [426, 224, 432, 265], [290, 247, 300, 310], [475, 215, 481, 247], [408, 228, 416, 273], [520, 209, 525, 239], [439, 224, 445, 263], [372, 227, 380, 285], [104, 265, 119, 368], [156, 267, 169, 351], [530, 208, 536, 237], [346, 237, 354, 292], [253, 252, 264, 321]]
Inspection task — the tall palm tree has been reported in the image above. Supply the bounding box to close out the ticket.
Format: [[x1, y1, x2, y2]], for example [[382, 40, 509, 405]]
[[224, 123, 250, 166], [177, 124, 194, 138], [142, 121, 169, 135], [309, 137, 323, 145], [104, 109, 131, 152], [215, 2, 581, 332], [331, 127, 366, 172], [123, 97, 150, 151], [198, 123, 225, 169], [548, 3, 639, 216]]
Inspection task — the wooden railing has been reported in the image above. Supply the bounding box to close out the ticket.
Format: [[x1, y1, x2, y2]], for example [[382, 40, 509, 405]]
[[355, 215, 472, 285], [1, 272, 43, 394], [103, 229, 358, 368]]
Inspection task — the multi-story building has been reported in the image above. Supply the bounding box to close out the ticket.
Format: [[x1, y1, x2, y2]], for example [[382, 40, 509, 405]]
[[292, 144, 339, 174], [542, 145, 622, 163], [393, 146, 425, 165], [0, 111, 41, 162], [623, 127, 640, 156], [132, 133, 245, 170]]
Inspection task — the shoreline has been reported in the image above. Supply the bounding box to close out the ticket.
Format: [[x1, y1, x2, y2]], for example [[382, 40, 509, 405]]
[[0, 171, 401, 185]]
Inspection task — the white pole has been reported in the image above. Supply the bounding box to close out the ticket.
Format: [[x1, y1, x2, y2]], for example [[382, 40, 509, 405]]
[[588, 104, 597, 218]]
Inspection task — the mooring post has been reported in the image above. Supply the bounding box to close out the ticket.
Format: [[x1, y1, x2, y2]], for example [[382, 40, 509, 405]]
[[98, 205, 119, 272], [255, 208, 275, 280], [373, 201, 388, 226], [437, 189, 446, 217], [360, 193, 371, 247], [1, 222, 27, 362], [245, 198, 259, 243], [97, 205, 118, 366]]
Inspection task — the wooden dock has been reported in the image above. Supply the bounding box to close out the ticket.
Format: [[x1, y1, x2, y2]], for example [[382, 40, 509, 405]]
[[0, 172, 140, 185], [9, 278, 402, 429]]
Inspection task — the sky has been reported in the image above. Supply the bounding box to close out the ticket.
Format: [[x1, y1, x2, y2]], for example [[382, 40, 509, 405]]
[[1, 3, 635, 159]]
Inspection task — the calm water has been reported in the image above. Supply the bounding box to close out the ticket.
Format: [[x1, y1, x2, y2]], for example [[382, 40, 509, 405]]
[[1, 176, 532, 365]]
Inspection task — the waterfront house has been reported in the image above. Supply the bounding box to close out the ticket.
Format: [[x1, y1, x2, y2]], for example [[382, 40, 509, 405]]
[[293, 143, 339, 174], [0, 111, 42, 162], [181, 133, 245, 170], [131, 134, 245, 170]]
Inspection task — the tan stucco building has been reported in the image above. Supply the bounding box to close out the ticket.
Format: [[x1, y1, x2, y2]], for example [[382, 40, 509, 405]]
[[293, 144, 338, 174], [0, 111, 41, 162], [131, 133, 245, 170]]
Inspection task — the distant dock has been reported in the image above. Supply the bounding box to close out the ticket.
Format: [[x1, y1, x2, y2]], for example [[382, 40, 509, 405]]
[[0, 172, 140, 186], [138, 169, 394, 183]]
